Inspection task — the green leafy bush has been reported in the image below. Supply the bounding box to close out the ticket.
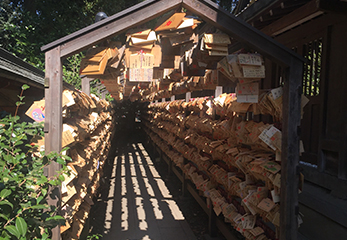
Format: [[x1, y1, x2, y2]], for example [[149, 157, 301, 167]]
[[0, 85, 70, 239]]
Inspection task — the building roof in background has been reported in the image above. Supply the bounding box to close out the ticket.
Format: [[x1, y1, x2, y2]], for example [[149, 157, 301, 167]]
[[0, 48, 44, 88], [235, 0, 311, 28]]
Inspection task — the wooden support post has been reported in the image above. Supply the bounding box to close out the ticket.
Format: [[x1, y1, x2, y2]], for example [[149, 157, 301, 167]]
[[207, 198, 217, 237], [101, 91, 107, 100], [215, 86, 223, 98], [150, 141, 155, 157], [186, 92, 191, 102], [182, 172, 188, 197], [161, 150, 172, 179], [182, 158, 189, 197], [167, 157, 172, 177], [280, 60, 302, 240], [44, 46, 63, 240], [81, 76, 92, 95], [158, 147, 163, 163]]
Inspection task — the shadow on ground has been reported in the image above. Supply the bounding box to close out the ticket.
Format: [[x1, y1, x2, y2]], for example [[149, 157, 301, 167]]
[[83, 127, 225, 240]]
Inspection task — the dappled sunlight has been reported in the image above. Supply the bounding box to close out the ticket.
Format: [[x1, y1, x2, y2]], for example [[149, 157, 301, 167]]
[[130, 164, 137, 176], [148, 165, 160, 178], [121, 164, 126, 176], [104, 156, 118, 233], [102, 142, 192, 240], [139, 164, 147, 177], [111, 157, 118, 178], [143, 178, 155, 197], [129, 153, 134, 164], [162, 200, 185, 220], [121, 177, 127, 196], [145, 157, 154, 165], [155, 178, 172, 198], [132, 176, 142, 195], [150, 198, 163, 220], [137, 155, 143, 164], [137, 143, 145, 151], [121, 197, 129, 231], [136, 197, 148, 230]]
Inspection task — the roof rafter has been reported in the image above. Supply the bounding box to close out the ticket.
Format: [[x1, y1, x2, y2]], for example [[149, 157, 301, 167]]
[[41, 0, 183, 58], [41, 0, 303, 66], [182, 0, 303, 66]]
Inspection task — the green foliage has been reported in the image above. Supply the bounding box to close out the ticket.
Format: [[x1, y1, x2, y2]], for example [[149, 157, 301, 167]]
[[63, 53, 85, 90], [0, 86, 71, 239], [87, 233, 102, 240], [89, 79, 114, 102], [104, 93, 115, 102], [0, 0, 145, 70]]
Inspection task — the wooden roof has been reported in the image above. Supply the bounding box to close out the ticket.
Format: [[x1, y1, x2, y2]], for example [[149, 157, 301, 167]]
[[234, 0, 347, 37], [0, 48, 44, 88], [41, 0, 304, 66], [235, 0, 310, 26]]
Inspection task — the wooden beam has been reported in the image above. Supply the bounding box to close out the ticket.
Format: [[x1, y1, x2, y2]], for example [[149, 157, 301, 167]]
[[81, 76, 93, 95], [45, 47, 63, 153], [44, 46, 63, 240], [275, 14, 345, 46], [207, 198, 217, 237], [57, 0, 182, 58], [261, 0, 323, 37], [236, 0, 280, 22], [214, 86, 222, 98], [101, 91, 106, 100], [41, 0, 158, 52], [182, 0, 304, 67], [186, 92, 191, 102], [280, 60, 303, 240]]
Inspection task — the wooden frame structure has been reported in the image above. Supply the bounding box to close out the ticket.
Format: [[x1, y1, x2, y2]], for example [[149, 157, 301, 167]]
[[41, 0, 304, 239], [232, 1, 347, 238]]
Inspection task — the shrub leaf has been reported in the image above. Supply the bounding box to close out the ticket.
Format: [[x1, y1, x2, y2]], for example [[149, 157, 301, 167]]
[[0, 189, 12, 199], [5, 225, 20, 239], [16, 217, 27, 237]]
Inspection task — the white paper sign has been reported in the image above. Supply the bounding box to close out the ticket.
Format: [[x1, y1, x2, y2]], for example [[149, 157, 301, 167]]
[[271, 87, 283, 100], [266, 126, 280, 138], [258, 129, 276, 151], [238, 54, 263, 66]]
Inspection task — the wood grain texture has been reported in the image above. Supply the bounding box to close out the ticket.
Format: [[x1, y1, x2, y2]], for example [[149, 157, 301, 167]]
[[280, 60, 303, 240], [182, 0, 304, 67], [45, 47, 63, 154], [58, 0, 182, 58], [261, 0, 322, 37], [81, 76, 93, 95], [44, 47, 63, 240], [41, 0, 159, 52]]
